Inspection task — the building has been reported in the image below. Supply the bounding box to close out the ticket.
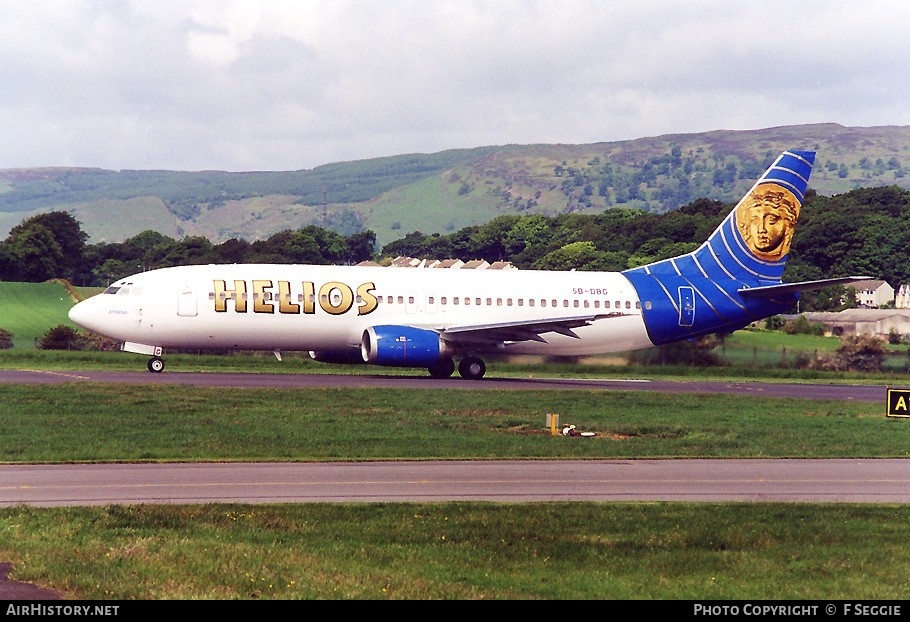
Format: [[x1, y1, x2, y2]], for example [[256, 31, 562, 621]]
[[797, 309, 910, 339], [895, 284, 910, 309], [848, 280, 894, 308]]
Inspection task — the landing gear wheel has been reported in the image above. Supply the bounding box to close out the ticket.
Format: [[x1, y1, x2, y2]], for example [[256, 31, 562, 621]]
[[147, 356, 165, 373], [428, 358, 456, 378], [458, 356, 486, 380]]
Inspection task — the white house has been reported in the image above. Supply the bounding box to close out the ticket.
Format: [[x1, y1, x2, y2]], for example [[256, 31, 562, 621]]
[[849, 280, 894, 308]]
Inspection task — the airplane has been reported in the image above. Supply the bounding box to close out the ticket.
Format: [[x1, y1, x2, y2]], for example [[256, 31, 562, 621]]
[[68, 149, 869, 379]]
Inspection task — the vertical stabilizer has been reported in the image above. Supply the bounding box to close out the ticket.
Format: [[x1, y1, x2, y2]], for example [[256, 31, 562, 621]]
[[623, 150, 815, 344]]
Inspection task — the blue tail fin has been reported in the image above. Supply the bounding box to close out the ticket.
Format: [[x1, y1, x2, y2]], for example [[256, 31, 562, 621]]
[[623, 150, 817, 345]]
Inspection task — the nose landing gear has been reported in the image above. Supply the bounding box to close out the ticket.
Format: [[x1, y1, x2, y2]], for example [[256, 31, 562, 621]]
[[147, 356, 165, 373]]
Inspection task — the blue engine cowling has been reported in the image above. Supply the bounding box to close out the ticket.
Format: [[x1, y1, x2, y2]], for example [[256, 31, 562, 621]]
[[361, 325, 450, 367]]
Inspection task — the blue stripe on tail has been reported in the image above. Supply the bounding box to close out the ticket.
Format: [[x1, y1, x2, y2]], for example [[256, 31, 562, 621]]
[[623, 150, 815, 345]]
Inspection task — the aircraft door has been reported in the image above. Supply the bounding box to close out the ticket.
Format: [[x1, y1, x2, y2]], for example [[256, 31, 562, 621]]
[[177, 282, 198, 317], [677, 286, 695, 327]]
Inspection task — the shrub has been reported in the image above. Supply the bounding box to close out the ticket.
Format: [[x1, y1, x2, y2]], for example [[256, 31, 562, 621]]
[[39, 325, 83, 350], [0, 328, 13, 349], [808, 334, 890, 372]]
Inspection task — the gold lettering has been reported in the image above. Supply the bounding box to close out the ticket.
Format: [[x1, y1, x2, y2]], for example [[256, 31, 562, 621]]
[[278, 281, 300, 314], [213, 280, 247, 313], [896, 396, 907, 411], [214, 278, 379, 316], [252, 280, 274, 313], [301, 281, 316, 314], [319, 281, 354, 315], [357, 282, 378, 316]]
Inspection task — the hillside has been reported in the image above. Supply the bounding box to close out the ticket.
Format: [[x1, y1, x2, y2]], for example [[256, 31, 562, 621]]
[[1, 123, 909, 246]]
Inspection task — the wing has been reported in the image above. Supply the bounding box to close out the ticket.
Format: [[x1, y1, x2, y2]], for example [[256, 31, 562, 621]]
[[437, 313, 628, 347]]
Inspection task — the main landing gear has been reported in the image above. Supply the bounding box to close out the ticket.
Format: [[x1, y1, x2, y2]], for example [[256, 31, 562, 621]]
[[147, 356, 165, 373], [427, 356, 486, 380], [458, 356, 486, 380]]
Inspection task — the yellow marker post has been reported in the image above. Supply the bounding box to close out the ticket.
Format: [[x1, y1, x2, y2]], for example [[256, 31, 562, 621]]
[[547, 413, 559, 435]]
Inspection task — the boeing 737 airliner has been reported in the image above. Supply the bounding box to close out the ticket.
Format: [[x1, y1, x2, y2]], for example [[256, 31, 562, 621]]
[[68, 150, 867, 379]]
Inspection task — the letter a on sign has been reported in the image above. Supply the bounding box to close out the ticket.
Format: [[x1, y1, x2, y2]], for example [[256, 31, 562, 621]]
[[886, 388, 910, 418]]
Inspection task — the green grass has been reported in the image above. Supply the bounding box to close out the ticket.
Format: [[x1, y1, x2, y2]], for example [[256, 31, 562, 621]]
[[3, 504, 909, 600], [0, 384, 905, 463], [0, 281, 80, 348], [1, 380, 909, 599]]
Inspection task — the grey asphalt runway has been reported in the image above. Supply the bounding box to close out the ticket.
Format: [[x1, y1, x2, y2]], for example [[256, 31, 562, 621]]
[[0, 368, 894, 401], [3, 459, 910, 507]]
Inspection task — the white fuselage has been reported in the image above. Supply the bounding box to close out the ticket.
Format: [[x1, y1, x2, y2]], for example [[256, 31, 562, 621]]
[[69, 263, 655, 357]]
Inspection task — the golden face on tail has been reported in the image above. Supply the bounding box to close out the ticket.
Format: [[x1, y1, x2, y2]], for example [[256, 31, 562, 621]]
[[735, 183, 800, 261]]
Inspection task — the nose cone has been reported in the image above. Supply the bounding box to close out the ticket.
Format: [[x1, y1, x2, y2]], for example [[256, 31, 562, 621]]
[[68, 298, 99, 332]]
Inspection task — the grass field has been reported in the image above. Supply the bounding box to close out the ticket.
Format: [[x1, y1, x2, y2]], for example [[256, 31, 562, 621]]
[[1, 380, 910, 600], [0, 281, 83, 348]]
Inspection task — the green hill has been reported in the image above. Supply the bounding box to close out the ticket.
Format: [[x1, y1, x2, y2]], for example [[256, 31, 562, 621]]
[[0, 281, 84, 348], [2, 123, 909, 246]]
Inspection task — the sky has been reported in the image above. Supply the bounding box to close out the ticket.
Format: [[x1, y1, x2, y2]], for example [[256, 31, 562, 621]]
[[1, 0, 909, 172]]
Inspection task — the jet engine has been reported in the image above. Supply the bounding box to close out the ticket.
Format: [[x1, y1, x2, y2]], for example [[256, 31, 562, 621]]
[[361, 325, 451, 367]]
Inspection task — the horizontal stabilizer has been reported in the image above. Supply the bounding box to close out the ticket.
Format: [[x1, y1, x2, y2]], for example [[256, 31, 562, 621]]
[[738, 276, 873, 299]]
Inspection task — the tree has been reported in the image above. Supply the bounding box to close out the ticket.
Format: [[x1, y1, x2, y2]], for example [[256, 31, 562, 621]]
[[534, 242, 629, 272], [0, 212, 90, 282], [346, 230, 377, 264], [1, 221, 65, 282]]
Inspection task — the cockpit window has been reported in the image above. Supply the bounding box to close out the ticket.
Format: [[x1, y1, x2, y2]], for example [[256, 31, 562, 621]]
[[104, 287, 120, 295]]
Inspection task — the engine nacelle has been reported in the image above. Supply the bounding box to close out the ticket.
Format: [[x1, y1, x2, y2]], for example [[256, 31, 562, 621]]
[[361, 325, 450, 367], [308, 350, 366, 365]]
